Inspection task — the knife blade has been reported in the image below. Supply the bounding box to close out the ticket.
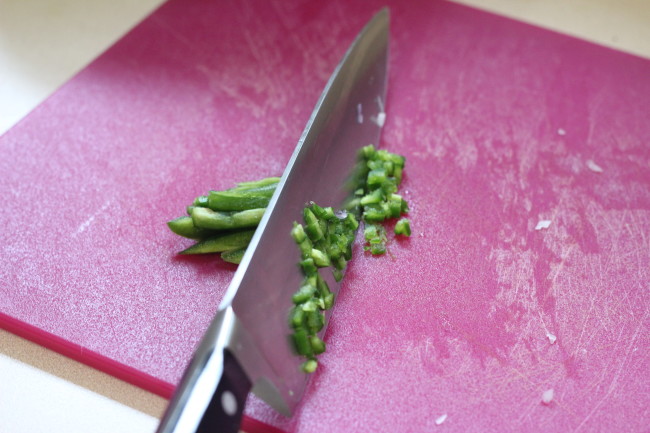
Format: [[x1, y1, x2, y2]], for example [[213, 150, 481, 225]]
[[156, 8, 389, 432]]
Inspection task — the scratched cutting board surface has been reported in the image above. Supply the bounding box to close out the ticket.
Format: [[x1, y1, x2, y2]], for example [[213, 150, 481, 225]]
[[1, 0, 649, 431]]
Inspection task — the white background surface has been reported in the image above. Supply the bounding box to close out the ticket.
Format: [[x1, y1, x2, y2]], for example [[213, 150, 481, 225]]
[[0, 0, 166, 134], [0, 354, 158, 433], [0, 0, 648, 432]]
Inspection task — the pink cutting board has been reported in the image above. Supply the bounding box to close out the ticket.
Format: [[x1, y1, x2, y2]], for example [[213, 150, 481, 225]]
[[2, 0, 649, 431]]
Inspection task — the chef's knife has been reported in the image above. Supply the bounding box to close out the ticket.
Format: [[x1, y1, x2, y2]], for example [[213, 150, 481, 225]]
[[157, 8, 389, 432]]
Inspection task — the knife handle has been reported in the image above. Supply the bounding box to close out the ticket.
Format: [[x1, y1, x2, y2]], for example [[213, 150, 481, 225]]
[[156, 307, 254, 433], [196, 349, 251, 433]]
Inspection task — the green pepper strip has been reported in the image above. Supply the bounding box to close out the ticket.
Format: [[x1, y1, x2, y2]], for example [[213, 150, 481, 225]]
[[191, 207, 265, 230], [207, 177, 280, 211], [221, 248, 246, 264], [179, 229, 256, 255], [167, 216, 211, 240]]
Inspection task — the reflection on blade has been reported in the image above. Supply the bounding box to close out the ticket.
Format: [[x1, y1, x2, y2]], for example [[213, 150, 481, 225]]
[[222, 8, 390, 415]]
